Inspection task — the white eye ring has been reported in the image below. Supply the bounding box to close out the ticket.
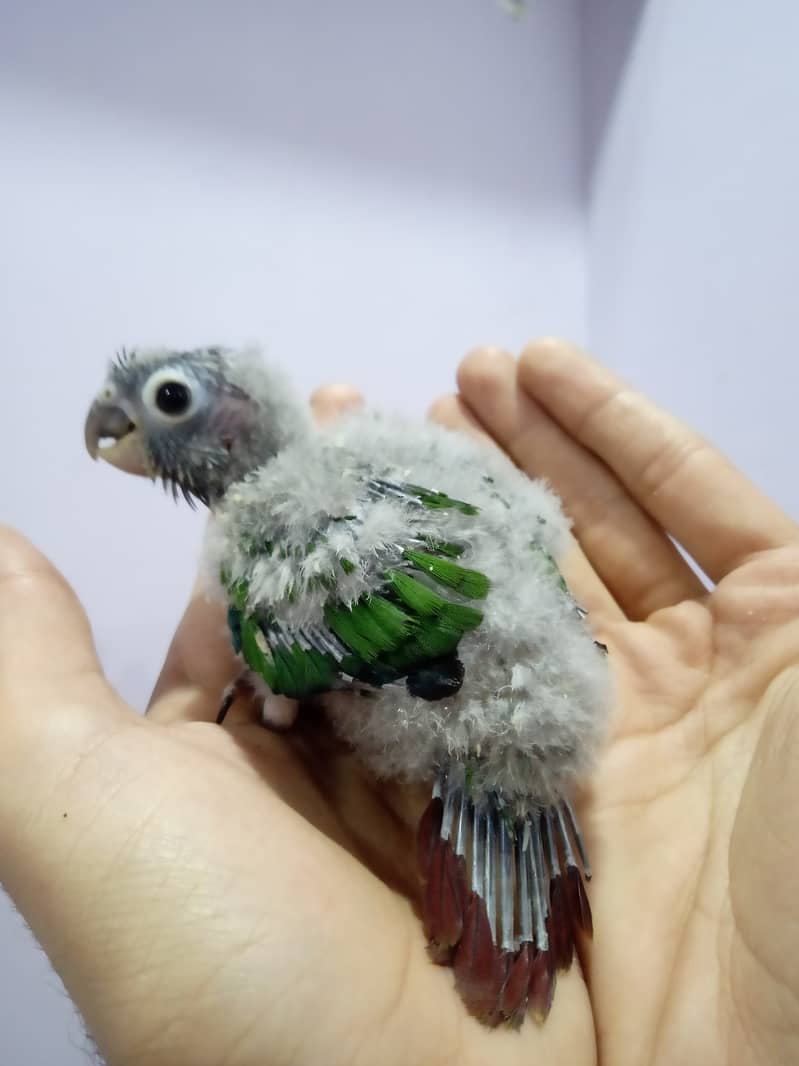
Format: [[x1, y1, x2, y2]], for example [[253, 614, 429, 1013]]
[[142, 366, 201, 424]]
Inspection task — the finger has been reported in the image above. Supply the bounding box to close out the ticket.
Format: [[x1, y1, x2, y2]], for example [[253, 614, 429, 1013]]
[[427, 394, 498, 446], [310, 383, 364, 426], [0, 527, 130, 844], [146, 578, 244, 724], [0, 526, 118, 712], [428, 392, 623, 626], [457, 347, 706, 619], [148, 554, 297, 728], [519, 339, 799, 581]]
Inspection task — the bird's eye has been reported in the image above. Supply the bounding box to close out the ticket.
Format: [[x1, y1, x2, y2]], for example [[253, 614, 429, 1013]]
[[142, 366, 200, 424], [155, 381, 192, 415]]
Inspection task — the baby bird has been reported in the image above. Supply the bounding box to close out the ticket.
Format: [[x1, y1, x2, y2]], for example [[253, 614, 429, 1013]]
[[84, 345, 611, 1028]]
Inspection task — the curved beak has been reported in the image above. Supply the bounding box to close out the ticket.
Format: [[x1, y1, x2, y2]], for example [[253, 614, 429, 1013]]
[[84, 400, 151, 476]]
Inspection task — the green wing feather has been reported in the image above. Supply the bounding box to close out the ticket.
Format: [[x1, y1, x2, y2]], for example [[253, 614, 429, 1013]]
[[224, 480, 491, 699]]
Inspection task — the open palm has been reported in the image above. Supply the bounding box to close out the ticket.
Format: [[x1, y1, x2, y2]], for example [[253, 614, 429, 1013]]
[[1, 342, 797, 1066]]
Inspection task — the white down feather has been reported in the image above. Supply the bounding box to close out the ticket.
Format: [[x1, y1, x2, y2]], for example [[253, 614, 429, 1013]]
[[203, 407, 611, 809]]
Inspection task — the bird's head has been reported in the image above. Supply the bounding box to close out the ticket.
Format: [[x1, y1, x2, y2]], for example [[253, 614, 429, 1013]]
[[84, 346, 305, 506]]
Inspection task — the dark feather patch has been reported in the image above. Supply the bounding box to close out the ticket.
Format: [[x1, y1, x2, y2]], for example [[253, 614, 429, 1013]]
[[406, 655, 464, 701]]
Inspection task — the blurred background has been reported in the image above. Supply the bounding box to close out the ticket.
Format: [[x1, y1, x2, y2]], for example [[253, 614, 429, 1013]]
[[1, 0, 797, 1060]]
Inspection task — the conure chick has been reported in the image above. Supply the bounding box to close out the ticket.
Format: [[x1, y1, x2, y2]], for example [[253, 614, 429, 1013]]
[[84, 345, 611, 1028]]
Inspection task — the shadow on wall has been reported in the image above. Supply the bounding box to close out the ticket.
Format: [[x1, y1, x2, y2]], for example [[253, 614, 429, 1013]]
[[0, 0, 584, 209], [581, 0, 649, 196]]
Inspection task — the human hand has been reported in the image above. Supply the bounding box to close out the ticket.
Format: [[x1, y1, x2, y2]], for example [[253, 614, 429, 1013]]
[[433, 341, 799, 1066], [3, 382, 567, 1066], [1, 342, 797, 1066]]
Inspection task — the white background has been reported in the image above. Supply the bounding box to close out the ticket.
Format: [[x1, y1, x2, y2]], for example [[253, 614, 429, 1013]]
[[1, 0, 797, 1060]]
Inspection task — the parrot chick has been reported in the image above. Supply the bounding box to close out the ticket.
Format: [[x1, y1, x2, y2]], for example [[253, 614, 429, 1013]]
[[84, 345, 611, 1029]]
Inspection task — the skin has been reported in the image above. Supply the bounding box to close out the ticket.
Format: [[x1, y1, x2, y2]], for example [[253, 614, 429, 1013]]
[[1, 339, 798, 1066]]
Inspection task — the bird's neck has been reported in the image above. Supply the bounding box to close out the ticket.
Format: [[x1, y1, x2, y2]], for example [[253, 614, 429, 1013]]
[[206, 409, 314, 509]]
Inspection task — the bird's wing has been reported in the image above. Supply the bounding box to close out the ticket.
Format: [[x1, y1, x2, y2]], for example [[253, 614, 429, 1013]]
[[223, 477, 494, 699]]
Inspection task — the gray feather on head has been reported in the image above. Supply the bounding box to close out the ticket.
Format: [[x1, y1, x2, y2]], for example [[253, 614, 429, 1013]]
[[84, 345, 308, 505]]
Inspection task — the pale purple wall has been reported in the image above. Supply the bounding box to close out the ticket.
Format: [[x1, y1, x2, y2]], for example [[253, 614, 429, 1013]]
[[584, 0, 799, 519], [1, 0, 586, 710], [0, 2, 585, 1061]]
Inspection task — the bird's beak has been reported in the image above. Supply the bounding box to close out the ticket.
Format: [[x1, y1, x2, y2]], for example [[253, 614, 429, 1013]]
[[84, 400, 151, 476]]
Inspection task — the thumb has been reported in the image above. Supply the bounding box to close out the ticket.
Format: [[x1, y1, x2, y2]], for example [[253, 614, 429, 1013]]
[[0, 526, 105, 704], [0, 525, 129, 824], [0, 527, 146, 1047]]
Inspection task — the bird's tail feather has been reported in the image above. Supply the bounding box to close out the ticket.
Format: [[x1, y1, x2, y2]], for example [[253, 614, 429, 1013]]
[[417, 765, 592, 1028]]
